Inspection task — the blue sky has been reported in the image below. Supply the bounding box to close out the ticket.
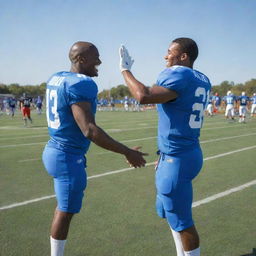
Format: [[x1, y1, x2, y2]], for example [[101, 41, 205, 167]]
[[0, 0, 255, 91]]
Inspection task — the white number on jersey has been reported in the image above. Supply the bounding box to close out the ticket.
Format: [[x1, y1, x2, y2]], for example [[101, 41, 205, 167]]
[[46, 88, 60, 129], [189, 87, 209, 129], [226, 97, 233, 104]]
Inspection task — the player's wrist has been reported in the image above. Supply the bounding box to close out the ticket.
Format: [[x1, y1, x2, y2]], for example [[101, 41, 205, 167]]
[[121, 69, 130, 74]]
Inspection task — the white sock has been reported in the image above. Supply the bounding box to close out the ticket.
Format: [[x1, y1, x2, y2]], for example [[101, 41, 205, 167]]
[[184, 247, 200, 256], [171, 228, 185, 256], [50, 236, 67, 256]]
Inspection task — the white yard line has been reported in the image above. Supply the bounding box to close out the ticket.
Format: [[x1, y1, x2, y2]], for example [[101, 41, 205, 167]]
[[16, 132, 256, 162], [192, 180, 256, 208], [0, 134, 49, 141], [203, 145, 256, 160], [18, 158, 41, 163], [0, 126, 47, 130], [1, 145, 256, 211], [15, 132, 256, 162], [200, 133, 256, 144], [0, 142, 46, 148], [0, 120, 232, 141], [1, 124, 254, 149], [203, 125, 242, 131]]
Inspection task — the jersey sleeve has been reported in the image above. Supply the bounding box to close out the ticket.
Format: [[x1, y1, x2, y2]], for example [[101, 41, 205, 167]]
[[156, 67, 188, 93], [67, 79, 98, 105]]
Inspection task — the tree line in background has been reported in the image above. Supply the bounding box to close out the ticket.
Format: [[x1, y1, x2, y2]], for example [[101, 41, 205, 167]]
[[0, 79, 255, 98], [211, 79, 256, 96], [0, 83, 46, 97]]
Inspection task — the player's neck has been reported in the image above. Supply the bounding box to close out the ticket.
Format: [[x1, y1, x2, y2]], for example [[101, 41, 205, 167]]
[[70, 65, 84, 75]]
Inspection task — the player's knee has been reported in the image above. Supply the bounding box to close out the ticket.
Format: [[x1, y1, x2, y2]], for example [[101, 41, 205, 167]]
[[180, 225, 200, 249]]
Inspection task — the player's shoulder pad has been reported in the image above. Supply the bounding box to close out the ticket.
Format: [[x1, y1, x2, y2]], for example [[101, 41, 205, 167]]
[[66, 73, 98, 104], [157, 66, 192, 92], [162, 65, 191, 75]]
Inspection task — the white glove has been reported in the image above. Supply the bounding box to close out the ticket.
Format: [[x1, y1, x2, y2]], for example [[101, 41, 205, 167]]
[[119, 45, 134, 72]]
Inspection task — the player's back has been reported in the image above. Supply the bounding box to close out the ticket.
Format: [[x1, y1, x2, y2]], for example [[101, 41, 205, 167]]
[[156, 66, 211, 155], [46, 71, 98, 155], [225, 95, 235, 105], [251, 96, 256, 104], [239, 96, 248, 105], [214, 96, 221, 105]]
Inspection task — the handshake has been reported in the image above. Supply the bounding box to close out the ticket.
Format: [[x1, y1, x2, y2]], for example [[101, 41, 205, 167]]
[[119, 45, 134, 72]]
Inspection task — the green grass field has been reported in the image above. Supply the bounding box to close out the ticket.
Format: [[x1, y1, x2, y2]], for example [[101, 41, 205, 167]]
[[0, 109, 256, 256]]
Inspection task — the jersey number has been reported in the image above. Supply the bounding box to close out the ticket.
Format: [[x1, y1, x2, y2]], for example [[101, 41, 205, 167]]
[[189, 87, 208, 129], [227, 97, 233, 104], [46, 89, 60, 129]]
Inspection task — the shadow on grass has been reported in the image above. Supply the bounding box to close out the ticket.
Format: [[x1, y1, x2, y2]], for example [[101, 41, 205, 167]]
[[241, 248, 256, 256]]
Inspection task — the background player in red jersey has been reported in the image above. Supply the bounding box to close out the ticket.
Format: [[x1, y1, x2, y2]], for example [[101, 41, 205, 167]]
[[20, 96, 33, 126]]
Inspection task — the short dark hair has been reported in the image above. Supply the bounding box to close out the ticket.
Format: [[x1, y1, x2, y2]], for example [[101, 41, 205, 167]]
[[172, 37, 198, 63]]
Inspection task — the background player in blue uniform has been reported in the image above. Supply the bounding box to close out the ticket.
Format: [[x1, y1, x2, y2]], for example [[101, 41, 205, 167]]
[[42, 42, 147, 256], [238, 92, 249, 123], [119, 38, 211, 256], [251, 93, 256, 117], [36, 96, 43, 115], [206, 94, 213, 116], [213, 92, 221, 113], [8, 97, 16, 117], [223, 91, 236, 121]]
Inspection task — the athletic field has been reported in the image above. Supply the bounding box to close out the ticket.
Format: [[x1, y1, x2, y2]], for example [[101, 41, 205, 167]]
[[0, 109, 255, 256]]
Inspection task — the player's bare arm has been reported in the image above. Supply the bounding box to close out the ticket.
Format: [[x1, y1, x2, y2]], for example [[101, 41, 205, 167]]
[[119, 45, 177, 104], [71, 101, 147, 168], [121, 70, 178, 104]]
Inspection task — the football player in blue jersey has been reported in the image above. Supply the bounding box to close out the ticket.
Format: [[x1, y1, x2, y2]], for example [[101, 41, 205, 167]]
[[206, 94, 213, 116], [213, 92, 221, 113], [8, 97, 16, 118], [238, 92, 249, 123], [119, 38, 211, 256], [42, 41, 147, 256], [223, 91, 236, 121], [250, 93, 256, 117]]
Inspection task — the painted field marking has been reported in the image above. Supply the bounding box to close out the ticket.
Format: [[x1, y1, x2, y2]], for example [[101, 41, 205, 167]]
[[0, 134, 49, 141], [192, 180, 256, 208], [0, 119, 233, 141], [2, 124, 255, 149], [200, 132, 256, 144], [17, 133, 256, 162], [1, 144, 256, 211]]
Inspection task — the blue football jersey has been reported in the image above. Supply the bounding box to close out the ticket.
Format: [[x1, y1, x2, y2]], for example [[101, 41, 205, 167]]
[[214, 96, 221, 106], [251, 96, 256, 104], [224, 95, 236, 105], [239, 96, 249, 106], [208, 95, 213, 104], [156, 65, 211, 155], [46, 71, 98, 155]]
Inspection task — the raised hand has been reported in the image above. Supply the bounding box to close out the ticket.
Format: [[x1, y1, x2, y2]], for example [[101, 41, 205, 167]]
[[119, 45, 134, 72]]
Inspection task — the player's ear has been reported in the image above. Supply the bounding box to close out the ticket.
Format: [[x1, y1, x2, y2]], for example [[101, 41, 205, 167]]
[[180, 53, 188, 61], [77, 55, 85, 64]]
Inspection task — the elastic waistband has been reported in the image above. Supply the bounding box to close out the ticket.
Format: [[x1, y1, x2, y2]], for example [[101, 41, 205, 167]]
[[47, 138, 86, 155]]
